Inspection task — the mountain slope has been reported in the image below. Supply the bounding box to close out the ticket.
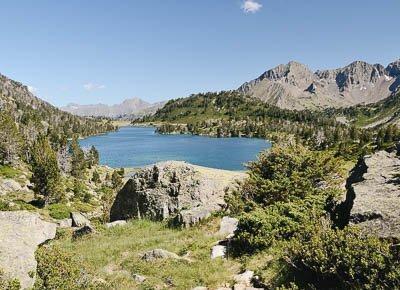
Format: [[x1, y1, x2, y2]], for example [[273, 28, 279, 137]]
[[61, 98, 166, 118], [0, 73, 115, 141], [238, 60, 400, 110]]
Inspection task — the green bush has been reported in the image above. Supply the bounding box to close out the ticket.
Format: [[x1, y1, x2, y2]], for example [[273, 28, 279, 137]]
[[232, 195, 330, 253], [47, 203, 71, 220], [229, 143, 338, 211], [228, 142, 340, 253], [34, 245, 91, 290], [283, 226, 400, 289]]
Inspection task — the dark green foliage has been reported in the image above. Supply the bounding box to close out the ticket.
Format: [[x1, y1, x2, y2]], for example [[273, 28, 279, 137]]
[[69, 136, 86, 178], [30, 135, 63, 204], [86, 145, 99, 168], [91, 170, 100, 183], [229, 143, 340, 253], [240, 143, 337, 207], [0, 111, 22, 164], [284, 226, 400, 289], [111, 170, 123, 189]]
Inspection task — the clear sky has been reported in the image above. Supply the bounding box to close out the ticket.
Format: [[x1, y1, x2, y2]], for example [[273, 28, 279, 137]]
[[1, 0, 399, 106]]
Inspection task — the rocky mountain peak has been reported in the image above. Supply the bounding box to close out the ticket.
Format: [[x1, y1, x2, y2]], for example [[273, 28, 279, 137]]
[[386, 59, 400, 77], [238, 59, 400, 110]]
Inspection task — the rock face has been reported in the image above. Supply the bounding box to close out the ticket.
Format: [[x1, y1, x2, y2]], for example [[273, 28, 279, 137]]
[[110, 161, 245, 227], [343, 150, 400, 238], [238, 59, 400, 110], [0, 211, 56, 289]]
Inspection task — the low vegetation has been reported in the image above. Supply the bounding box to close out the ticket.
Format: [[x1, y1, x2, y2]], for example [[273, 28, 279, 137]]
[[36, 219, 240, 290]]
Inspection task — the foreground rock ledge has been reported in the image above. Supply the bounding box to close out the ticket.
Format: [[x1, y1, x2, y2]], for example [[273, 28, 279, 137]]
[[0, 211, 56, 289], [345, 150, 400, 238], [110, 161, 245, 227]]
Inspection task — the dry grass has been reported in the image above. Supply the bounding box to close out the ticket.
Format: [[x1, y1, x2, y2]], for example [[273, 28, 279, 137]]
[[52, 218, 241, 289]]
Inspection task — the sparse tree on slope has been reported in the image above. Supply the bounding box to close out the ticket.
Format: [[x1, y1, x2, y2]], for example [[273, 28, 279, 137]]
[[30, 135, 63, 203]]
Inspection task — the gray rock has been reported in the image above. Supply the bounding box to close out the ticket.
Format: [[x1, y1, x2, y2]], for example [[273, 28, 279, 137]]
[[218, 216, 238, 238], [57, 218, 72, 228], [71, 211, 90, 227], [341, 150, 400, 238], [211, 245, 226, 259], [234, 270, 254, 286], [141, 249, 184, 262], [192, 287, 208, 290], [105, 220, 127, 228], [110, 161, 245, 227], [132, 273, 146, 283], [0, 211, 56, 289], [0, 178, 23, 194]]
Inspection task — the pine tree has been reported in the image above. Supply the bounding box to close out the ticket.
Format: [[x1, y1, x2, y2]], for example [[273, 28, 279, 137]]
[[87, 145, 100, 168], [69, 135, 85, 178], [30, 135, 63, 203], [111, 170, 123, 189], [0, 111, 22, 164]]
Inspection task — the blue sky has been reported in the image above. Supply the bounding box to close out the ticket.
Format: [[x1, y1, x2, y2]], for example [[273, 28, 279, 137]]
[[1, 0, 399, 106]]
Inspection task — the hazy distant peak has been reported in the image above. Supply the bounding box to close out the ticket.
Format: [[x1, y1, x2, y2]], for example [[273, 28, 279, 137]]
[[60, 97, 164, 118]]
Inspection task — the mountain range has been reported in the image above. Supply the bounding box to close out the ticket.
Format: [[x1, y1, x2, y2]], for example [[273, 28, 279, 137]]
[[61, 98, 166, 118], [238, 60, 400, 110]]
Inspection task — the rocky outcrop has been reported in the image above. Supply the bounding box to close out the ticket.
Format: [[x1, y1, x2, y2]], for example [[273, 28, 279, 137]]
[[110, 161, 245, 227], [0, 211, 56, 289], [71, 211, 91, 227], [238, 59, 400, 110], [342, 150, 400, 238], [141, 249, 189, 262]]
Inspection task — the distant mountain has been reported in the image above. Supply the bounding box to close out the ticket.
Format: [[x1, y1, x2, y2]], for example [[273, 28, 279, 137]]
[[238, 60, 400, 110], [61, 98, 166, 118]]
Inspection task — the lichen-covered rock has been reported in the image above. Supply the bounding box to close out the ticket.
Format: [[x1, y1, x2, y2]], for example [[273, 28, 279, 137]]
[[141, 249, 187, 262], [70, 211, 91, 227], [110, 161, 244, 227], [0, 211, 56, 289], [343, 150, 400, 238], [218, 217, 239, 238]]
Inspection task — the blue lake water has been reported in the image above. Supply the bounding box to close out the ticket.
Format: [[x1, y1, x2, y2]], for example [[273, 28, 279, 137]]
[[80, 127, 270, 170]]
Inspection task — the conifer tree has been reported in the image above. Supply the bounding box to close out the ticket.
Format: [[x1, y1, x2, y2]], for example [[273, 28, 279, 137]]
[[69, 135, 85, 178], [30, 135, 63, 203], [0, 111, 22, 164]]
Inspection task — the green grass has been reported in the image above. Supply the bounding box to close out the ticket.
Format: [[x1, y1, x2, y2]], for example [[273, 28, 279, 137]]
[[0, 165, 21, 179], [50, 219, 240, 289]]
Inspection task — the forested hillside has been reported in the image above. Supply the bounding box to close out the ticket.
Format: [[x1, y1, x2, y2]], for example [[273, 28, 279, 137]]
[[0, 73, 116, 164], [138, 91, 400, 159]]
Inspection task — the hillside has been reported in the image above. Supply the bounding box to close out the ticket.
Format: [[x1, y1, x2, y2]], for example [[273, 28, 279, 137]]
[[0, 73, 116, 139], [61, 98, 166, 118], [238, 60, 400, 110]]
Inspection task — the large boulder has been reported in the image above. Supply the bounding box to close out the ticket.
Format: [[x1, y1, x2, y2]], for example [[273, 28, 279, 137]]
[[343, 150, 400, 238], [110, 161, 245, 227], [0, 211, 56, 289]]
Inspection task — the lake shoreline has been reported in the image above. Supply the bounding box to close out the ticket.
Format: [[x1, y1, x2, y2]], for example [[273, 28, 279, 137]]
[[80, 126, 270, 171]]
